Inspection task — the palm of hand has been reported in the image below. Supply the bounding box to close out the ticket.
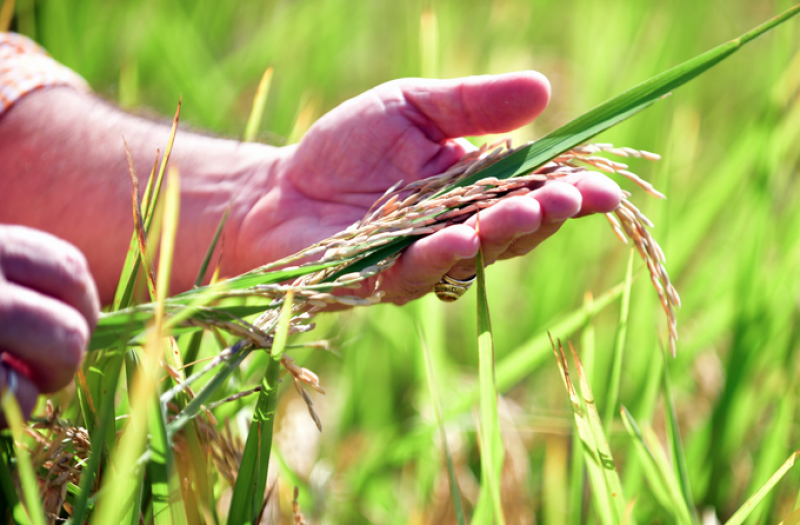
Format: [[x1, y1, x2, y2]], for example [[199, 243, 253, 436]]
[[251, 82, 471, 264], [236, 73, 620, 304]]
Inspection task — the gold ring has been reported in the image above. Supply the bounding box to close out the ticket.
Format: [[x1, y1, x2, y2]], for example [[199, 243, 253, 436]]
[[434, 274, 476, 302]]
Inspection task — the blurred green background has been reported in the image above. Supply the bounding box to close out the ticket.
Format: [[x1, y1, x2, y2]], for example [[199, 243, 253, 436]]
[[11, 0, 800, 523]]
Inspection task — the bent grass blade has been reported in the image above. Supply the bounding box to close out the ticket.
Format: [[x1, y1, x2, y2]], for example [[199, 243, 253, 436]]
[[725, 451, 800, 525]]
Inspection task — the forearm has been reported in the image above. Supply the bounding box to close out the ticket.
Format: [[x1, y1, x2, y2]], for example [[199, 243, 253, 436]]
[[0, 88, 281, 302]]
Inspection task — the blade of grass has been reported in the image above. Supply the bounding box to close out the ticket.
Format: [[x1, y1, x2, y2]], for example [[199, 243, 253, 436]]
[[743, 391, 795, 525], [0, 439, 29, 525], [244, 66, 273, 142], [1, 390, 46, 525], [74, 367, 97, 435], [569, 293, 597, 525], [724, 451, 800, 525], [620, 407, 693, 525], [194, 207, 230, 288], [165, 341, 254, 437], [112, 150, 160, 311], [147, 393, 187, 525], [120, 350, 146, 525], [125, 139, 157, 301], [113, 97, 179, 311], [551, 336, 614, 525], [90, 350, 150, 525], [420, 331, 465, 525], [69, 351, 124, 524], [660, 344, 698, 524], [604, 248, 634, 428], [228, 290, 295, 525], [475, 228, 506, 525], [147, 167, 188, 525], [92, 259, 342, 350], [442, 279, 627, 421], [568, 341, 628, 524], [778, 507, 800, 525]]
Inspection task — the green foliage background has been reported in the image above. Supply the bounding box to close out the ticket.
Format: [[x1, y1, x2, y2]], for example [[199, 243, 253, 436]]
[[10, 0, 800, 523]]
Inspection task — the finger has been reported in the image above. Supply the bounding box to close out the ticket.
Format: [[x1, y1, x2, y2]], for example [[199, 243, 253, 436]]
[[0, 362, 40, 426], [496, 175, 621, 259], [556, 171, 622, 217], [0, 226, 100, 329], [438, 196, 542, 279], [380, 224, 479, 305], [441, 181, 580, 275], [391, 71, 551, 141], [0, 281, 88, 392]]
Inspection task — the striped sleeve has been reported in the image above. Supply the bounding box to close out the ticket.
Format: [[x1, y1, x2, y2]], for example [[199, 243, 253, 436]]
[[0, 32, 90, 115]]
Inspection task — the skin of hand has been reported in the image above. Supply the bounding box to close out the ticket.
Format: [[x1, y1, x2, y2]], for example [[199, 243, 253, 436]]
[[0, 71, 621, 414], [0, 225, 100, 420], [235, 72, 622, 303]]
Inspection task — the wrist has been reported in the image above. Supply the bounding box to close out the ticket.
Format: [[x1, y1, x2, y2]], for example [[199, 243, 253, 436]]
[[221, 143, 294, 278]]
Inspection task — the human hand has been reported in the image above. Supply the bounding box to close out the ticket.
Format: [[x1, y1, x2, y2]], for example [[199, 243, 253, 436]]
[[0, 225, 99, 421], [235, 72, 621, 304]]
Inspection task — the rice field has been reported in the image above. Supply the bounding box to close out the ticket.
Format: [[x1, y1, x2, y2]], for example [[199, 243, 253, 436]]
[[4, 0, 800, 523]]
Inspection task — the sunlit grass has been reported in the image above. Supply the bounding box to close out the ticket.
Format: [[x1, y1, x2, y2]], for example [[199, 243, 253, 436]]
[[3, 1, 800, 523]]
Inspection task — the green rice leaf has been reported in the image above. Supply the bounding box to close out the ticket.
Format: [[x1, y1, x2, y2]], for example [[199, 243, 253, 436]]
[[166, 341, 254, 439], [420, 332, 465, 525], [551, 336, 614, 525], [0, 439, 28, 525], [604, 248, 634, 428], [725, 451, 799, 525], [567, 341, 628, 524], [244, 67, 273, 142], [438, 4, 800, 194], [194, 205, 229, 288], [112, 142, 161, 311], [569, 293, 597, 525], [91, 260, 342, 350], [1, 390, 46, 525], [474, 241, 506, 525], [69, 352, 124, 524], [228, 291, 295, 525], [660, 346, 698, 523], [620, 406, 694, 525]]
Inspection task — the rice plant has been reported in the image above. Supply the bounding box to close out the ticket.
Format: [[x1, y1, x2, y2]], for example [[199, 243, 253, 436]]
[[2, 1, 800, 524]]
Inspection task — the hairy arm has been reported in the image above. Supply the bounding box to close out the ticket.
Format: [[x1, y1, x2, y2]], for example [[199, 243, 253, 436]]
[[0, 87, 279, 303]]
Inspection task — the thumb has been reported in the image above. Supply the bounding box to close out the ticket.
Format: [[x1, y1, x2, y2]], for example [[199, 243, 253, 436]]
[[388, 71, 551, 141]]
